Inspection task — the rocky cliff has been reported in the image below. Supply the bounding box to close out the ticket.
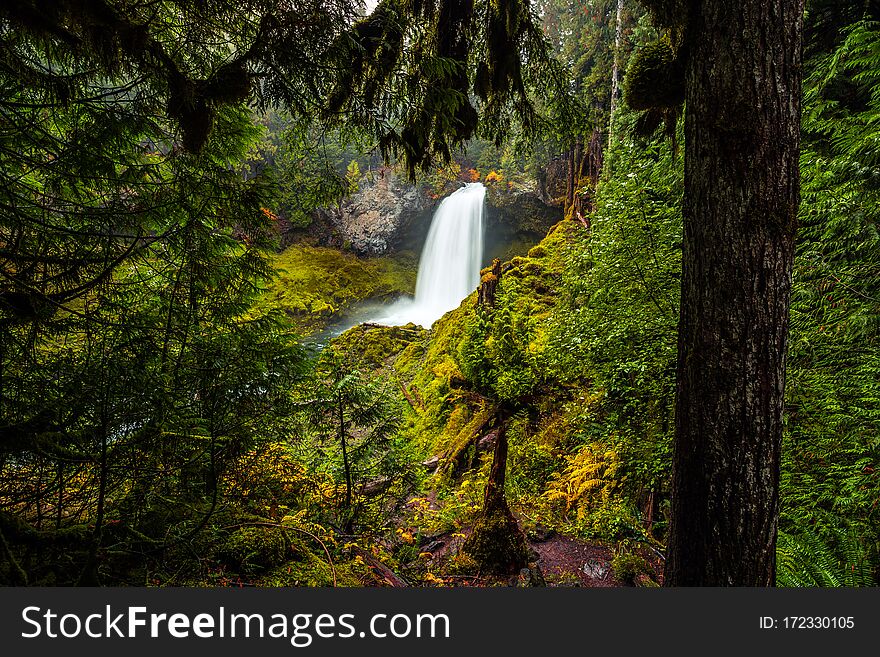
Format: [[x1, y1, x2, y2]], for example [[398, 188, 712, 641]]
[[280, 169, 563, 258], [324, 170, 435, 255]]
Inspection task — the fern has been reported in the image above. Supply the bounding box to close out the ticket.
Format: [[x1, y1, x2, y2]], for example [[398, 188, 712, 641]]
[[777, 528, 874, 587]]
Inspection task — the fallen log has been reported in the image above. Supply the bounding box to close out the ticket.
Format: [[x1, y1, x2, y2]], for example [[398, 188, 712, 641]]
[[351, 545, 408, 587]]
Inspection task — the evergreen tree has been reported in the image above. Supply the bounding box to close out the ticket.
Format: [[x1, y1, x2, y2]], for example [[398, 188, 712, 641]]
[[622, 0, 806, 585]]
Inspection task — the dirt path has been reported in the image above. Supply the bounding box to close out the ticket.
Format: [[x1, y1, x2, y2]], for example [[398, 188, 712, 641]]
[[530, 534, 619, 587], [413, 527, 623, 586]]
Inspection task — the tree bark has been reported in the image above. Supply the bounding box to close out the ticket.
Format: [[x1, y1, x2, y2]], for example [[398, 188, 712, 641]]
[[483, 420, 510, 514], [462, 409, 528, 575], [664, 0, 803, 586], [607, 0, 626, 154], [338, 393, 353, 513]]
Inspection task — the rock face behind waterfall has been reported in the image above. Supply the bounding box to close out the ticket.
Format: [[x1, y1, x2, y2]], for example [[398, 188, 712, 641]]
[[325, 170, 434, 255], [485, 182, 563, 235], [284, 169, 562, 258]]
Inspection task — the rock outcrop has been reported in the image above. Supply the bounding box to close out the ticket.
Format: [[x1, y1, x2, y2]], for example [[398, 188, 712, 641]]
[[485, 182, 563, 235], [326, 169, 435, 255], [482, 182, 564, 261], [279, 169, 563, 260]]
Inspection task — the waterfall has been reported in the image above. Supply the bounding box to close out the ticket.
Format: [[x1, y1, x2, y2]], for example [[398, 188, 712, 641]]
[[372, 183, 486, 328]]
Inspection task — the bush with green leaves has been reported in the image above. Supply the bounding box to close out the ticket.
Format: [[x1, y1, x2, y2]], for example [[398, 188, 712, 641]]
[[545, 122, 681, 531]]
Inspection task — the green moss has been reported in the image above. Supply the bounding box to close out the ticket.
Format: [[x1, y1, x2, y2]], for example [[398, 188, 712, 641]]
[[440, 401, 493, 474], [218, 526, 290, 575], [460, 505, 529, 575], [319, 219, 602, 559], [640, 0, 689, 30], [259, 547, 368, 587], [527, 244, 547, 258], [257, 246, 417, 334], [611, 550, 655, 586], [623, 39, 685, 111], [380, 219, 581, 462], [330, 322, 425, 369]]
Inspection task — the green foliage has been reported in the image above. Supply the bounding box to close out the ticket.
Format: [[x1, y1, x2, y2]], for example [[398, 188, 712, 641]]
[[3, 0, 876, 589], [779, 18, 880, 582], [0, 0, 353, 585], [457, 228, 573, 405], [777, 529, 874, 587], [292, 349, 415, 532], [611, 547, 653, 585], [549, 126, 680, 509], [253, 115, 376, 228], [539, 0, 645, 136], [0, 92, 309, 583], [323, 0, 578, 177], [219, 526, 290, 575]]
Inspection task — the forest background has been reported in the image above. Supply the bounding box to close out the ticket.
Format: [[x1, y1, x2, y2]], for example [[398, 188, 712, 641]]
[[0, 0, 876, 587]]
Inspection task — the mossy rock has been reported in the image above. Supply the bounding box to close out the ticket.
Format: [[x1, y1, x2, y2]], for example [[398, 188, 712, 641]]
[[259, 547, 369, 587], [257, 246, 417, 334], [331, 322, 425, 369], [527, 244, 547, 258], [611, 550, 655, 586], [218, 526, 289, 575]]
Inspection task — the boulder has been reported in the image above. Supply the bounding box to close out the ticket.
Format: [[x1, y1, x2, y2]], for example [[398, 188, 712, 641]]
[[361, 477, 392, 496], [477, 430, 498, 453], [538, 155, 569, 207], [515, 564, 546, 587]]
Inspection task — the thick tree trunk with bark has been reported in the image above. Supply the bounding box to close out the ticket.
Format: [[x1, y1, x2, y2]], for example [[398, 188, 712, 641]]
[[664, 0, 803, 586]]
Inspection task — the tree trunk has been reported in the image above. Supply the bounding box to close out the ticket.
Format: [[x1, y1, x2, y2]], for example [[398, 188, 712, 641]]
[[607, 0, 625, 154], [664, 0, 803, 586], [462, 411, 528, 575], [338, 393, 353, 515], [477, 258, 502, 307], [566, 136, 583, 210], [483, 420, 510, 514]]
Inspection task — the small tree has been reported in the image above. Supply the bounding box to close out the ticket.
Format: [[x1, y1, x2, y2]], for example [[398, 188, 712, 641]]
[[298, 351, 403, 533], [456, 264, 533, 575]]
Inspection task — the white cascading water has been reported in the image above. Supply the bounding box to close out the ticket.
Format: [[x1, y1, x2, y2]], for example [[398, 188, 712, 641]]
[[371, 182, 486, 328]]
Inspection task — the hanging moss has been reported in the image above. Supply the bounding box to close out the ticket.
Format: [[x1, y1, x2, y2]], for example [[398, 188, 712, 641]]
[[203, 61, 251, 105], [639, 0, 689, 30], [622, 39, 685, 112]]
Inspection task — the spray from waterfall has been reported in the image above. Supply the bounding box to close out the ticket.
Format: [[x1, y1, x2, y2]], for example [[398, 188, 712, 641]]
[[371, 183, 486, 328]]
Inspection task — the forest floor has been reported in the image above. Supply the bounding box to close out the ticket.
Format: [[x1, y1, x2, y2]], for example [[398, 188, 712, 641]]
[[531, 534, 619, 587], [398, 524, 635, 587], [373, 490, 656, 587]]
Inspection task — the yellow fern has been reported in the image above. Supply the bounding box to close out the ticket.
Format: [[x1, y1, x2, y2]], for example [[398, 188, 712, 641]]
[[545, 442, 621, 515]]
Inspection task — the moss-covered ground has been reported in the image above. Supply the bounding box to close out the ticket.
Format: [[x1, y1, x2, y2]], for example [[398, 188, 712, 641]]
[[205, 221, 661, 588], [307, 219, 661, 585], [256, 245, 418, 335]]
